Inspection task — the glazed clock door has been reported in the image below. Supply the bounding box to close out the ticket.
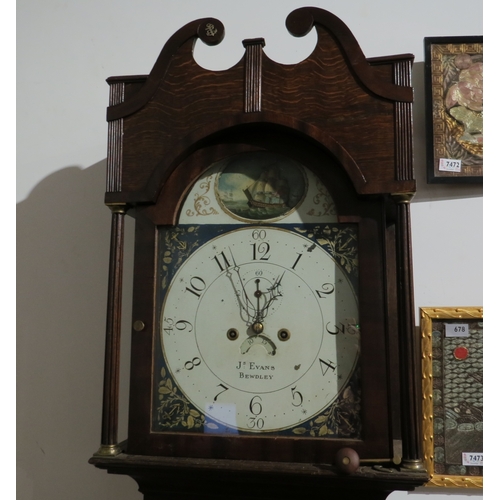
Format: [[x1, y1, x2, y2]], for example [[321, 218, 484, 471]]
[[155, 150, 360, 439]]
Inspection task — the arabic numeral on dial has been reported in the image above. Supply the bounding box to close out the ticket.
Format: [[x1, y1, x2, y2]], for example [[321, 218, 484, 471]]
[[163, 318, 193, 334], [175, 320, 193, 332], [315, 283, 334, 298], [319, 358, 336, 376], [212, 250, 231, 272], [291, 386, 303, 407], [247, 396, 265, 428], [291, 253, 303, 270], [184, 357, 201, 370], [185, 276, 206, 298], [163, 317, 174, 335], [214, 384, 229, 402], [326, 322, 345, 335], [252, 229, 267, 240], [252, 242, 270, 261], [249, 395, 263, 415], [248, 417, 264, 429]]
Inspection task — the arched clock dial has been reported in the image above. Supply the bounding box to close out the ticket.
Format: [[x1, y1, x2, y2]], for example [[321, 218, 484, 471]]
[[159, 226, 359, 433]]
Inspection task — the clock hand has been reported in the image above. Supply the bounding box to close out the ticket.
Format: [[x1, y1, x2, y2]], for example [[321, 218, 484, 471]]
[[250, 272, 285, 333], [258, 271, 285, 320], [254, 279, 263, 323], [250, 278, 265, 334], [225, 250, 256, 322]]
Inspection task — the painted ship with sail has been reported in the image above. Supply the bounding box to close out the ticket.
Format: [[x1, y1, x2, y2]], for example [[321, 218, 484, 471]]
[[243, 168, 290, 209]]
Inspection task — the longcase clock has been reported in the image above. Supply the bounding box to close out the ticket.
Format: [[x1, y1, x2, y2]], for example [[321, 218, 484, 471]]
[[90, 7, 428, 499]]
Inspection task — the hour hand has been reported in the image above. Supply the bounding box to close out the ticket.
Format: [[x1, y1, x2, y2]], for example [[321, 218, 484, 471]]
[[257, 271, 285, 320], [224, 253, 255, 320]]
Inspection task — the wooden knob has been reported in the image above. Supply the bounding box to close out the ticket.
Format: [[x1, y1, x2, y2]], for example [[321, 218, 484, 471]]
[[335, 447, 360, 474]]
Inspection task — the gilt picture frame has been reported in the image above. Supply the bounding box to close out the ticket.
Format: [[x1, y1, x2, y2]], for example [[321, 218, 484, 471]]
[[421, 307, 483, 488], [424, 36, 483, 183]]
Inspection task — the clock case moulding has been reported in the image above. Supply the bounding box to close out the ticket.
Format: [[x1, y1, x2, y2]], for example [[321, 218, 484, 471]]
[[90, 7, 428, 499]]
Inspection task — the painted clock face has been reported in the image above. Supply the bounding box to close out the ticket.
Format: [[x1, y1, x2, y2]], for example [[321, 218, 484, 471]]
[[154, 152, 361, 437], [159, 226, 359, 433]]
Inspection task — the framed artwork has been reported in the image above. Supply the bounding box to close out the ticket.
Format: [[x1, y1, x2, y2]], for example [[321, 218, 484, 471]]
[[424, 36, 483, 183], [421, 307, 483, 488]]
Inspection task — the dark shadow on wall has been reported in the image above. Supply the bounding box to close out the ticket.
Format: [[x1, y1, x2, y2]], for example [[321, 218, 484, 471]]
[[16, 161, 139, 500]]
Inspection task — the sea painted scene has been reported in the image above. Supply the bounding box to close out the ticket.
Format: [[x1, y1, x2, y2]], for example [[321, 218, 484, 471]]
[[216, 152, 307, 221]]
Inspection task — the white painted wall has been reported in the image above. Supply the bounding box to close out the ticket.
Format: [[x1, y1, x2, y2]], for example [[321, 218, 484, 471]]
[[17, 1, 483, 499]]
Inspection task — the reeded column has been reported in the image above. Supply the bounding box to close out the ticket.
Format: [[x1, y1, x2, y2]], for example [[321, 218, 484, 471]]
[[94, 204, 127, 457], [392, 193, 424, 470]]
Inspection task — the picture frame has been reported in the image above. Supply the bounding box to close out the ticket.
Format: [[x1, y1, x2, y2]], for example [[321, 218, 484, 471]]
[[421, 307, 483, 488], [424, 36, 483, 183]]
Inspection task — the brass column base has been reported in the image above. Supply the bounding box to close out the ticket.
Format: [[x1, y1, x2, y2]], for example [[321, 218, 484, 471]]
[[401, 459, 426, 471], [93, 443, 123, 457]]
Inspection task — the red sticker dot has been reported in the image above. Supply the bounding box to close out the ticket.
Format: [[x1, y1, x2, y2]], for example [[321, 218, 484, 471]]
[[454, 346, 468, 360]]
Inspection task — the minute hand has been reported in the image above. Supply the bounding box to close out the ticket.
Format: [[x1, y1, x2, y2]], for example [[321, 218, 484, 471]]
[[225, 251, 256, 321], [258, 271, 286, 320]]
